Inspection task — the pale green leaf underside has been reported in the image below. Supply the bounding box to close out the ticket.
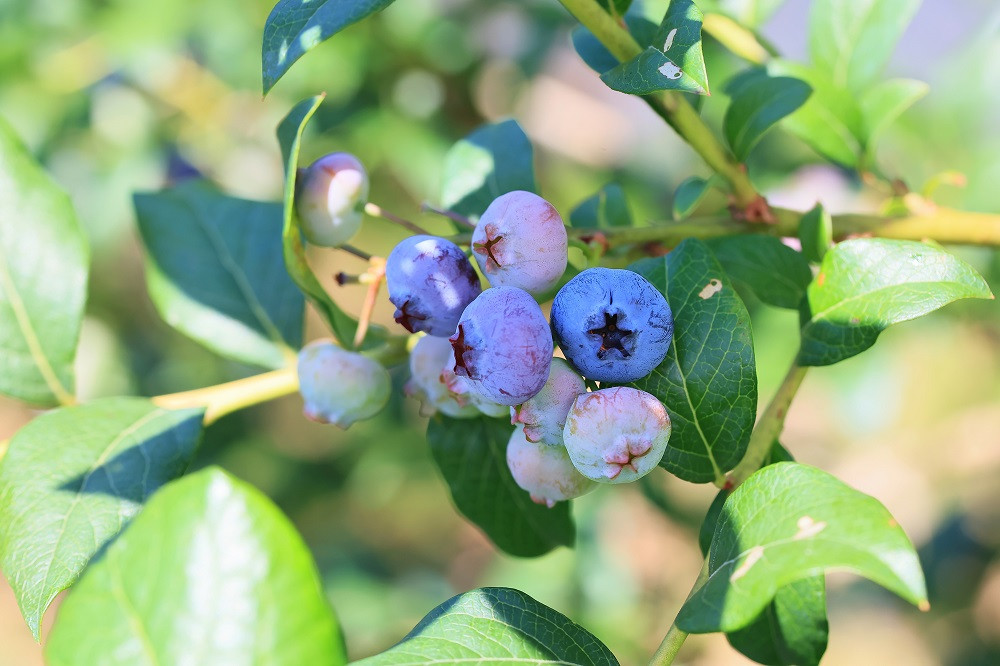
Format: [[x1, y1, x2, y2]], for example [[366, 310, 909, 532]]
[[135, 181, 304, 369], [679, 462, 927, 634], [426, 416, 574, 557], [353, 587, 618, 665], [440, 119, 536, 220], [800, 239, 993, 366], [0, 116, 88, 406], [860, 78, 928, 149], [262, 0, 396, 93], [629, 239, 757, 484], [0, 398, 204, 638], [45, 468, 346, 665]]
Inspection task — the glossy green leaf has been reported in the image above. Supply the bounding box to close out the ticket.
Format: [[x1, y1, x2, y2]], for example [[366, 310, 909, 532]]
[[570, 183, 633, 229], [262, 0, 396, 93], [0, 398, 204, 639], [601, 0, 710, 96], [45, 467, 345, 665], [798, 203, 833, 264], [277, 95, 382, 349], [135, 182, 303, 369], [800, 239, 993, 366], [768, 60, 863, 167], [572, 17, 658, 75], [426, 415, 574, 557], [0, 117, 87, 406], [673, 176, 722, 220], [860, 78, 928, 150], [809, 0, 920, 92], [707, 235, 812, 309], [354, 587, 618, 665], [723, 71, 811, 161], [629, 239, 757, 484], [679, 462, 928, 633], [727, 577, 828, 666], [440, 120, 536, 220]]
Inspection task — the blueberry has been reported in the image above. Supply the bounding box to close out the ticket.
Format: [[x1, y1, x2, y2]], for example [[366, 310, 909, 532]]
[[511, 358, 586, 447], [472, 190, 568, 294], [295, 152, 368, 247], [405, 335, 480, 418], [506, 425, 597, 507], [297, 340, 390, 428], [450, 286, 553, 406], [551, 267, 673, 383], [562, 387, 672, 483], [386, 235, 482, 337]]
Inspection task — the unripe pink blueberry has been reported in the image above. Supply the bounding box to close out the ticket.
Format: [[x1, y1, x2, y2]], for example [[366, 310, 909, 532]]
[[506, 426, 598, 507], [440, 366, 509, 418], [563, 387, 671, 483], [450, 286, 553, 406], [472, 191, 568, 294], [297, 340, 390, 428], [405, 335, 479, 418], [295, 152, 369, 247], [511, 358, 586, 447]]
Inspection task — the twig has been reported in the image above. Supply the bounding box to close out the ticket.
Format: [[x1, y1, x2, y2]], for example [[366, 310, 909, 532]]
[[364, 202, 430, 235], [341, 244, 372, 261], [422, 202, 476, 230], [353, 258, 386, 348]]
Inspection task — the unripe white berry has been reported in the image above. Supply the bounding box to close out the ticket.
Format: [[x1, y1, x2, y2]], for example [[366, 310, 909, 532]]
[[506, 426, 597, 507], [297, 340, 390, 428], [296, 152, 368, 247], [511, 358, 586, 446]]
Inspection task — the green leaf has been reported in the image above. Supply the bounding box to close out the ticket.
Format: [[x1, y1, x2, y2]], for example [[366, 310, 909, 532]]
[[277, 95, 382, 349], [0, 398, 204, 639], [0, 117, 87, 407], [601, 0, 710, 96], [572, 17, 658, 75], [798, 203, 832, 264], [809, 0, 920, 92], [800, 239, 993, 366], [767, 60, 863, 167], [701, 0, 789, 27], [727, 577, 828, 666], [134, 182, 303, 369], [629, 239, 757, 484], [679, 462, 928, 633], [860, 78, 928, 150], [673, 176, 722, 220], [599, 0, 633, 17], [45, 467, 346, 665], [426, 415, 574, 557], [570, 183, 633, 229], [262, 0, 396, 93], [440, 120, 536, 220], [723, 71, 812, 161], [354, 587, 618, 665], [706, 235, 812, 309]]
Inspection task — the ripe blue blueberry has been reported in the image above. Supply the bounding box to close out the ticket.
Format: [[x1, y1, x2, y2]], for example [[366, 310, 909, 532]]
[[297, 340, 390, 428], [506, 425, 597, 507], [562, 387, 672, 483], [386, 235, 482, 337], [511, 358, 586, 447], [551, 267, 673, 383], [472, 190, 568, 294], [450, 286, 553, 406], [295, 152, 368, 247]]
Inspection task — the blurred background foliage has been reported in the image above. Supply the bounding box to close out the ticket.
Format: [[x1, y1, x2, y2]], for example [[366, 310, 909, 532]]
[[1, 0, 999, 664]]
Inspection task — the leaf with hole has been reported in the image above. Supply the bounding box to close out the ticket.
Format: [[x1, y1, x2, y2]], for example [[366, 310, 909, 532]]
[[679, 462, 928, 633], [45, 467, 345, 665], [440, 120, 536, 221], [426, 415, 574, 557], [0, 117, 87, 407], [628, 239, 757, 484], [135, 181, 304, 369], [0, 398, 204, 639], [262, 0, 396, 93], [354, 587, 617, 665], [800, 239, 993, 366], [707, 235, 812, 309], [601, 0, 710, 95]]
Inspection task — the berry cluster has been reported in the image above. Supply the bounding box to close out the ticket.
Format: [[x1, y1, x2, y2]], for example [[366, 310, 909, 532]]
[[293, 152, 676, 507]]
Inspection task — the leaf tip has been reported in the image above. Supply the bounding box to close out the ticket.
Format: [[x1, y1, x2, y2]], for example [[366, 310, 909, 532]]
[[918, 599, 931, 612]]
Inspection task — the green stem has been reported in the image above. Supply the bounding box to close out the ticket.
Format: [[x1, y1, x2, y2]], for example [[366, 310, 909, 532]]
[[151, 366, 300, 425], [648, 558, 711, 666], [727, 356, 808, 488], [556, 0, 761, 208]]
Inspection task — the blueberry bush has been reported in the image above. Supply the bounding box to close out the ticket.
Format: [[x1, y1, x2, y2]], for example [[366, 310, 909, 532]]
[[1, 1, 998, 664]]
